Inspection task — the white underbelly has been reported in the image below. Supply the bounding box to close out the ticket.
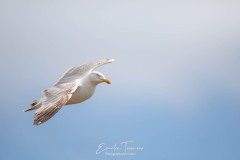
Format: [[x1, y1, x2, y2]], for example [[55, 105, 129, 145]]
[[66, 86, 95, 105]]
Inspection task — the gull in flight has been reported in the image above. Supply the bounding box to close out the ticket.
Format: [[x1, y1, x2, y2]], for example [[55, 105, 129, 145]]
[[24, 58, 114, 125]]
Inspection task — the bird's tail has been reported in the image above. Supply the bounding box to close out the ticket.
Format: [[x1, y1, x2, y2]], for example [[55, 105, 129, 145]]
[[23, 99, 42, 112]]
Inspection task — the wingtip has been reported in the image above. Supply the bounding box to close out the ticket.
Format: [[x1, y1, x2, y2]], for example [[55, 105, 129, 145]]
[[107, 58, 114, 63], [33, 121, 42, 126]]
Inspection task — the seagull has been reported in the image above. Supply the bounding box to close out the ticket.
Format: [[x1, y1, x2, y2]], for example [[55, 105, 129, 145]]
[[24, 58, 114, 125]]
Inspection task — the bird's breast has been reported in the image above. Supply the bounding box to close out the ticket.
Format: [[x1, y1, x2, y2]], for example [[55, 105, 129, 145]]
[[66, 84, 96, 105]]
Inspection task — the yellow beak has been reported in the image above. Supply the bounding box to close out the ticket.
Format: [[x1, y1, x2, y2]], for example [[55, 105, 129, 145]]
[[102, 78, 111, 84]]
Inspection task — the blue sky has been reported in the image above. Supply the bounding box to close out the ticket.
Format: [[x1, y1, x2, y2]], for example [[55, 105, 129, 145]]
[[0, 0, 240, 160]]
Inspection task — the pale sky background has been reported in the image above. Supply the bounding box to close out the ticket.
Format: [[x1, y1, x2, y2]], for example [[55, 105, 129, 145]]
[[0, 0, 240, 160]]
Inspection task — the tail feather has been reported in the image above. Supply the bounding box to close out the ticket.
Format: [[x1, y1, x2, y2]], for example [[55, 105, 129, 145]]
[[23, 107, 36, 112], [23, 99, 42, 112]]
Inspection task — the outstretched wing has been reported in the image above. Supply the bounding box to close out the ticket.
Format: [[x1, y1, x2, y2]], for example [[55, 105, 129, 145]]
[[34, 83, 78, 125], [55, 58, 114, 85]]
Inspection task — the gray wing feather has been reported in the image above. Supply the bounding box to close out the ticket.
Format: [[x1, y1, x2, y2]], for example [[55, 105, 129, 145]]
[[54, 58, 114, 85], [34, 83, 78, 125]]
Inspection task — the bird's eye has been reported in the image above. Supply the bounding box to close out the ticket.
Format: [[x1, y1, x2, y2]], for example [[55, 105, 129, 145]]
[[96, 73, 100, 77]]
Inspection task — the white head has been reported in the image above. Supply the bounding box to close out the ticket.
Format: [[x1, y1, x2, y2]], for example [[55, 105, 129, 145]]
[[89, 71, 111, 85]]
